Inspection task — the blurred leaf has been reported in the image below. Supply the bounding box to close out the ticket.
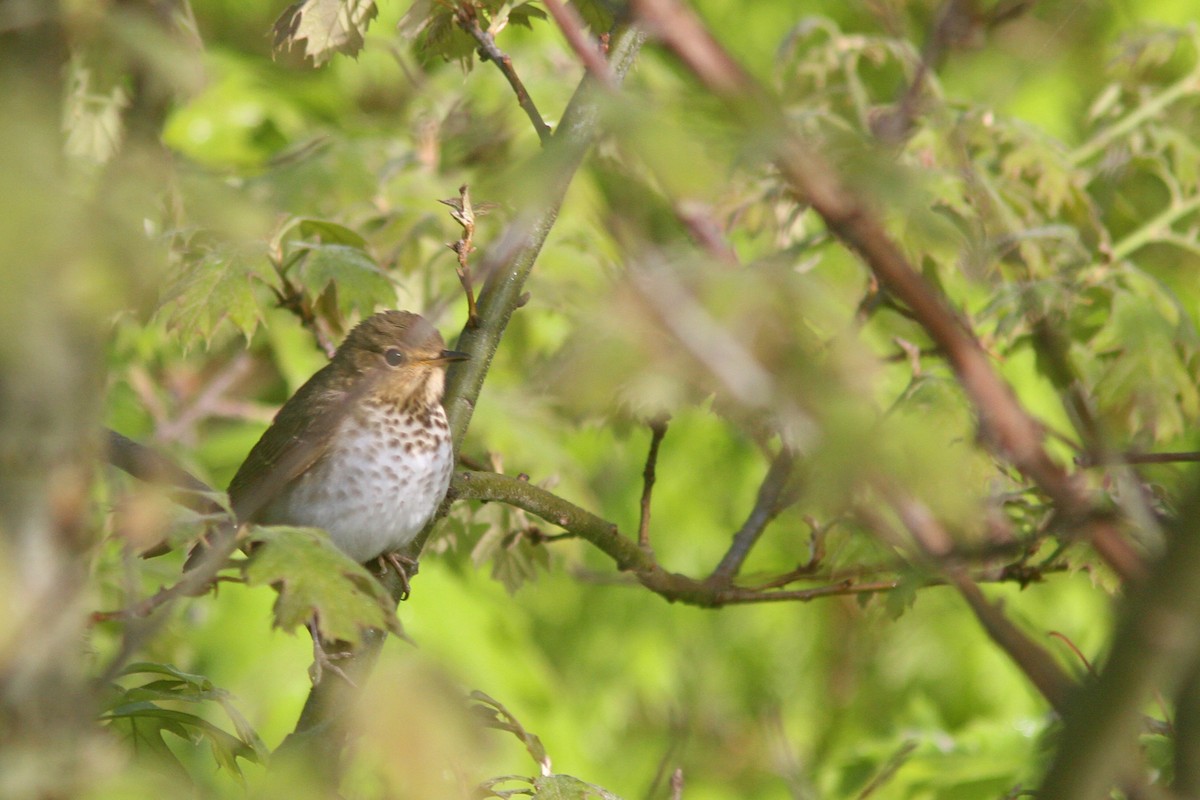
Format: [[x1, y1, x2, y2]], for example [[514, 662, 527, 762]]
[[399, 0, 478, 65], [273, 0, 379, 67], [103, 702, 260, 780], [243, 525, 404, 644], [534, 774, 624, 799], [158, 245, 274, 347], [291, 243, 396, 320]]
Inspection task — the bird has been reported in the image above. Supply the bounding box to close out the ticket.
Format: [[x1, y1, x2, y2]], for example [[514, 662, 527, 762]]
[[222, 310, 467, 588]]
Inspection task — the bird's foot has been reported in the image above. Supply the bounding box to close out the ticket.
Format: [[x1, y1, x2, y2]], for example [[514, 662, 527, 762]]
[[377, 552, 418, 600], [307, 620, 355, 686]]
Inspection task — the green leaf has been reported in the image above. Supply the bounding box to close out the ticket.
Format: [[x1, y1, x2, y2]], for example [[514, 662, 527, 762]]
[[159, 245, 273, 347], [399, 0, 478, 65], [533, 774, 624, 800], [103, 702, 260, 779], [243, 525, 404, 645], [273, 0, 379, 67], [292, 243, 395, 320]]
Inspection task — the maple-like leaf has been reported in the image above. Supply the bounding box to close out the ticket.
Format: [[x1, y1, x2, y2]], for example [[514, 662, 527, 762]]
[[273, 0, 379, 67], [243, 526, 403, 645]]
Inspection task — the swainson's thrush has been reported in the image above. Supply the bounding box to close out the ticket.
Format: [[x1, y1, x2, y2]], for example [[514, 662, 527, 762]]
[[226, 310, 467, 573]]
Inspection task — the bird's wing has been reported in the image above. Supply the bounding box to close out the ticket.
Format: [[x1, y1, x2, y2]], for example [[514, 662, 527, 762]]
[[227, 363, 379, 524]]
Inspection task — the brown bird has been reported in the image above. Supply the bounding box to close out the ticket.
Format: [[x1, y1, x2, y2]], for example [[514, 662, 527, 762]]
[[224, 310, 467, 581]]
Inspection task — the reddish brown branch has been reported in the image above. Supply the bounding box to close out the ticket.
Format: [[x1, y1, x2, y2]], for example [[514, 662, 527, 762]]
[[630, 0, 1145, 585], [543, 0, 616, 89], [637, 415, 669, 550], [710, 447, 797, 584]]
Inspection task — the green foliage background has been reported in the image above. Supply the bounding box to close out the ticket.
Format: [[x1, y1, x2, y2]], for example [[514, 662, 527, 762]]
[[2, 0, 1198, 797]]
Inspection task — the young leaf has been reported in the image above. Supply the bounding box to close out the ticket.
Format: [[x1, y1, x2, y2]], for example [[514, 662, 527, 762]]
[[273, 0, 379, 67], [292, 243, 396, 320], [243, 525, 404, 645], [159, 246, 273, 347]]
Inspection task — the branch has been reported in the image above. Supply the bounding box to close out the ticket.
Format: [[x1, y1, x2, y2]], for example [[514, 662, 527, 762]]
[[709, 447, 797, 584], [452, 470, 1073, 608], [455, 6, 553, 144], [104, 428, 222, 516], [436, 23, 648, 469], [288, 22, 649, 768], [1079, 450, 1200, 467], [630, 0, 1146, 584], [440, 183, 495, 327], [543, 0, 616, 89], [878, 487, 1076, 713], [1038, 477, 1200, 799], [637, 415, 668, 550]]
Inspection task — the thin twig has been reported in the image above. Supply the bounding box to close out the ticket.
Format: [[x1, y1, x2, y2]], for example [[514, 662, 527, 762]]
[[637, 415, 668, 551], [673, 199, 740, 266], [270, 253, 338, 358], [710, 448, 797, 584], [455, 6, 552, 144], [1078, 451, 1200, 467], [875, 487, 1076, 713], [157, 352, 255, 443], [439, 184, 494, 327]]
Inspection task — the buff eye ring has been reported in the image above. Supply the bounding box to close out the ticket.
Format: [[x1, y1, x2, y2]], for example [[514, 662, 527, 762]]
[[384, 348, 406, 367]]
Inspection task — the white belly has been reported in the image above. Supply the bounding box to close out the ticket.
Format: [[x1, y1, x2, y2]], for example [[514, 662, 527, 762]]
[[264, 404, 454, 563]]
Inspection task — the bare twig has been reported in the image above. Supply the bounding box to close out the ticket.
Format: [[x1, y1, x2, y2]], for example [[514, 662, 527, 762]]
[[453, 470, 1079, 609], [637, 415, 668, 551], [270, 252, 338, 358], [454, 5, 553, 143], [439, 184, 494, 327], [1078, 451, 1200, 467], [710, 447, 797, 584], [877, 488, 1076, 713], [104, 428, 222, 516], [157, 352, 255, 443], [673, 199, 740, 266]]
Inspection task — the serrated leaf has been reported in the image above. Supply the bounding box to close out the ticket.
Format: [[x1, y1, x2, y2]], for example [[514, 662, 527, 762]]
[[119, 661, 216, 690], [111, 663, 270, 762], [243, 525, 403, 645], [103, 702, 260, 779], [159, 247, 273, 347], [293, 243, 395, 320], [273, 0, 379, 67], [505, 2, 548, 30], [533, 774, 625, 800]]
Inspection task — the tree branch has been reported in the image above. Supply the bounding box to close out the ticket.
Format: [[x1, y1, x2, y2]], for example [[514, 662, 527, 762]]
[[637, 415, 668, 550], [453, 470, 1074, 608], [287, 22, 650, 771], [709, 447, 797, 585], [455, 6, 553, 144], [629, 0, 1146, 584]]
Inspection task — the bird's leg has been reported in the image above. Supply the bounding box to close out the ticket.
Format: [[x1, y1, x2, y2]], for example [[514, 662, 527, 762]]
[[376, 552, 418, 600], [306, 619, 354, 686]]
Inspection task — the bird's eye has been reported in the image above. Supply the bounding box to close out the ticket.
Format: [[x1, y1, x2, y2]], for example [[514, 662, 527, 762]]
[[384, 348, 406, 367]]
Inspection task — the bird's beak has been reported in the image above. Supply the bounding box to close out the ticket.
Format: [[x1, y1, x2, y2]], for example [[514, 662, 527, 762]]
[[427, 349, 470, 365]]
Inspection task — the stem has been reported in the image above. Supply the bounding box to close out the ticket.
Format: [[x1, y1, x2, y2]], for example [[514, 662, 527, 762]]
[[1109, 192, 1200, 262], [1071, 65, 1200, 165]]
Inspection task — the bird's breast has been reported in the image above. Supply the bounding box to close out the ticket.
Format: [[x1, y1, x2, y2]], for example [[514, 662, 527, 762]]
[[263, 401, 454, 563]]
